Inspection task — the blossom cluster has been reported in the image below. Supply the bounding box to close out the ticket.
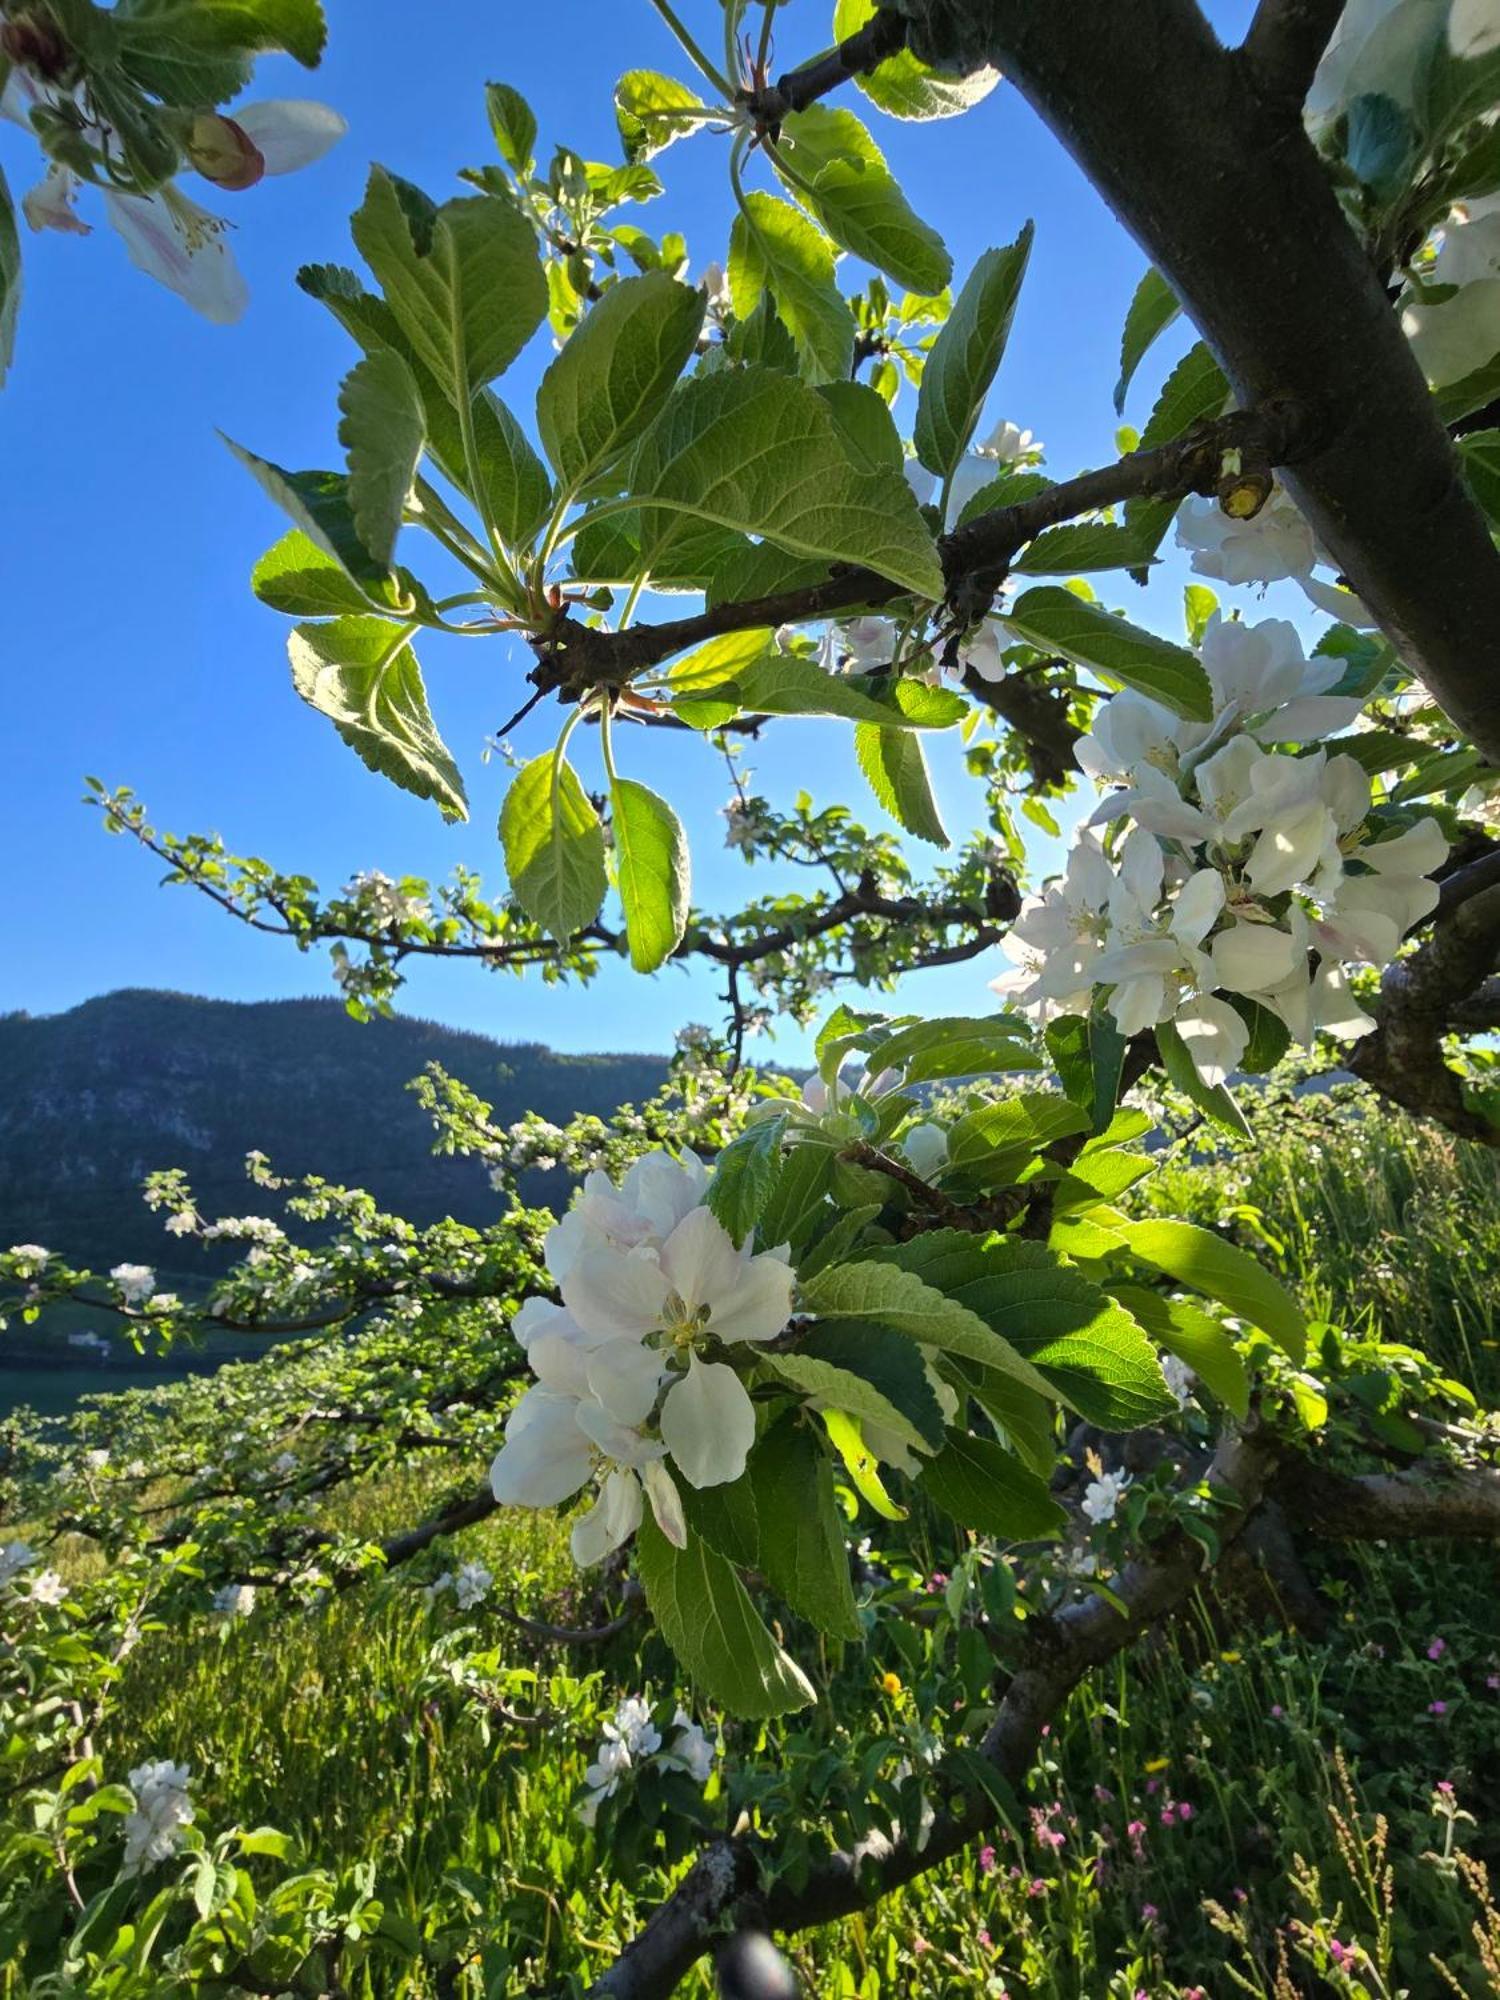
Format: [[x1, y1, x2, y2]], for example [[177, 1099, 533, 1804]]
[[489, 1152, 794, 1567], [121, 1760, 195, 1876], [2, 66, 344, 323], [991, 614, 1447, 1087], [578, 1695, 716, 1825]]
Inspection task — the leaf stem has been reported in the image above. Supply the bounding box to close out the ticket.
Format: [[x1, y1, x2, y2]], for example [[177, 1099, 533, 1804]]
[[647, 0, 736, 99]]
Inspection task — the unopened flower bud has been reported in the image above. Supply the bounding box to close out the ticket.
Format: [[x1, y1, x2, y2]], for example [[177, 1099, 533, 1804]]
[[187, 112, 265, 191]]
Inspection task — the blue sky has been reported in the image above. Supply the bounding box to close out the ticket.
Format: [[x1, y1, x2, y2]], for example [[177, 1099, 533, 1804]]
[[2, 0, 1263, 1058]]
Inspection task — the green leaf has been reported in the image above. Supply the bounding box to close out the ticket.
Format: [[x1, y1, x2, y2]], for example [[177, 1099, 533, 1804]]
[[728, 192, 854, 384], [946, 1093, 1090, 1178], [635, 1511, 816, 1717], [1116, 1219, 1306, 1363], [252, 531, 383, 618], [872, 1234, 1173, 1429], [609, 775, 689, 972], [113, 0, 326, 103], [666, 629, 776, 690], [1048, 1014, 1098, 1127], [1225, 995, 1291, 1075], [1459, 428, 1500, 529], [1012, 524, 1155, 575], [796, 1320, 947, 1448], [1005, 585, 1213, 721], [225, 439, 400, 596], [817, 379, 906, 473], [486, 82, 537, 171], [0, 165, 19, 388], [764, 1348, 931, 1457], [537, 272, 705, 492], [287, 620, 466, 820], [1345, 91, 1418, 200], [337, 348, 424, 569], [1124, 342, 1230, 557], [749, 1416, 862, 1639], [351, 168, 546, 400], [822, 1406, 906, 1517], [758, 1143, 837, 1252], [1114, 266, 1181, 413], [874, 1014, 1040, 1085], [855, 723, 948, 845], [615, 69, 703, 161], [914, 226, 1034, 481], [296, 262, 553, 550], [777, 106, 951, 295], [707, 1113, 789, 1246], [726, 291, 802, 372], [679, 652, 959, 729], [679, 1476, 761, 1569], [631, 366, 943, 598], [1156, 1018, 1251, 1138], [921, 1433, 1064, 1541], [833, 0, 1002, 119], [801, 1260, 1057, 1399], [1109, 1283, 1250, 1419], [499, 751, 608, 941]]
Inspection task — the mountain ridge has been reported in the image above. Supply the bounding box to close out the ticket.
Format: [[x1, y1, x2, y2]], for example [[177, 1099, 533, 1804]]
[[0, 989, 671, 1274]]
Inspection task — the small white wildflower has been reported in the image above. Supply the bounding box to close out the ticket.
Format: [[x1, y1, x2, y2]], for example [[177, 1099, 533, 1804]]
[[110, 1263, 156, 1304], [1081, 1470, 1131, 1526]]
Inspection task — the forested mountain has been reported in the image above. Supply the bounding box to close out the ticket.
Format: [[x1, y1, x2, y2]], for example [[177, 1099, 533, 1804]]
[[0, 990, 669, 1275]]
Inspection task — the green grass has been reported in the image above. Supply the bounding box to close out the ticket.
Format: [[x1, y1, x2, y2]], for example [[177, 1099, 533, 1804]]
[[6, 1102, 1500, 1996]]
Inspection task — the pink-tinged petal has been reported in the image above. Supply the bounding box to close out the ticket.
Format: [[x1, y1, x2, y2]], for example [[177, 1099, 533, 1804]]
[[563, 1243, 671, 1341], [660, 1358, 756, 1489], [102, 188, 247, 324], [658, 1206, 743, 1316], [232, 99, 346, 175], [490, 1393, 593, 1508], [707, 1250, 795, 1344], [642, 1459, 688, 1546], [22, 167, 89, 236]]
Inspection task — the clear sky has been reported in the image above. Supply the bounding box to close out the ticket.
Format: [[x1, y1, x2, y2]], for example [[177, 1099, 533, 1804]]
[[2, 0, 1266, 1059]]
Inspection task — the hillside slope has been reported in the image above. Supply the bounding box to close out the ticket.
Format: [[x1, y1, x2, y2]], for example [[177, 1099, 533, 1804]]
[[0, 990, 668, 1274]]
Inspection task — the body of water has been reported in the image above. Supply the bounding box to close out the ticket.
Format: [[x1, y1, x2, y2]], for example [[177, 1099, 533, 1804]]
[[0, 1363, 216, 1422]]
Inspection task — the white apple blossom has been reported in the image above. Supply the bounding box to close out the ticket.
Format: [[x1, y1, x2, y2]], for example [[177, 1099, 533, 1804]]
[[121, 1761, 195, 1876], [658, 1707, 716, 1782], [989, 833, 1117, 1018], [2, 75, 344, 322], [6, 1243, 50, 1277], [1081, 1469, 1131, 1525], [1450, 0, 1500, 54], [491, 1159, 793, 1567], [977, 417, 1042, 464], [453, 1560, 493, 1610], [1161, 1356, 1195, 1408], [29, 1569, 68, 1606], [211, 1583, 256, 1619], [1176, 485, 1317, 586], [110, 1263, 156, 1304], [0, 1540, 37, 1587]]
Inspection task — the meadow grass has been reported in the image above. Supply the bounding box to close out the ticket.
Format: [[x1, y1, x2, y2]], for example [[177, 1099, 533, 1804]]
[[8, 1103, 1500, 1996]]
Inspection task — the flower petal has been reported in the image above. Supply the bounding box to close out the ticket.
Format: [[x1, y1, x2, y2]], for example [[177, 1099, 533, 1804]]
[[232, 99, 346, 175], [564, 1243, 671, 1341], [660, 1357, 757, 1489], [490, 1393, 593, 1508], [103, 188, 248, 324]]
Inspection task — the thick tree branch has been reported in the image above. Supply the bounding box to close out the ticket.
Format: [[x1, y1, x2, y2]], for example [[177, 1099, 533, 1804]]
[[1351, 882, 1500, 1143], [899, 0, 1500, 765], [1241, 0, 1345, 110], [1284, 1459, 1500, 1539], [530, 407, 1310, 699]]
